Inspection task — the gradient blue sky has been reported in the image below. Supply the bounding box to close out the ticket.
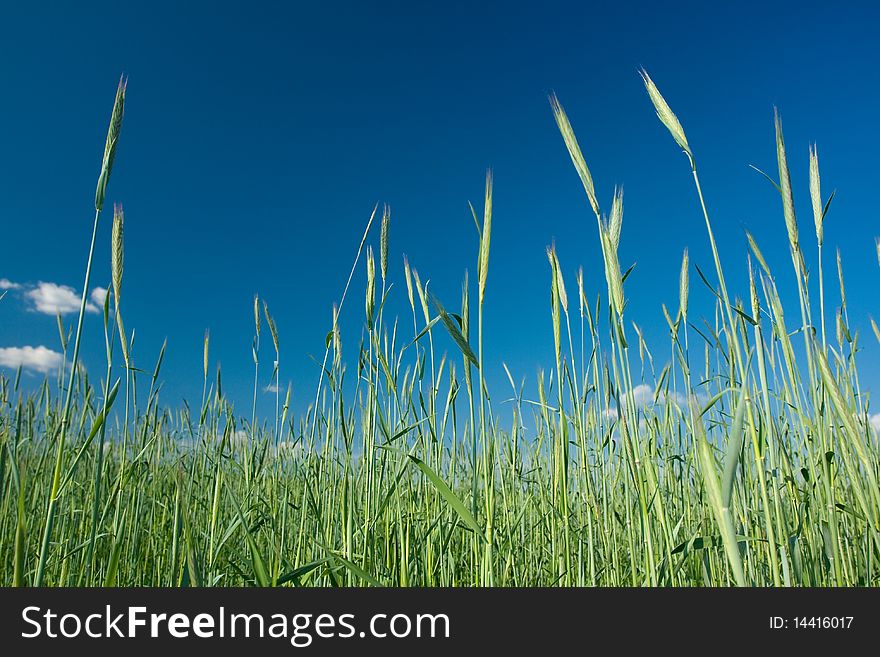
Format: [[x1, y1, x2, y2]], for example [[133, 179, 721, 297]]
[[1, 0, 878, 418]]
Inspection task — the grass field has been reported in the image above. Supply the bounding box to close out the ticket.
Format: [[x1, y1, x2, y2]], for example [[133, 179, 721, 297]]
[[2, 73, 879, 587]]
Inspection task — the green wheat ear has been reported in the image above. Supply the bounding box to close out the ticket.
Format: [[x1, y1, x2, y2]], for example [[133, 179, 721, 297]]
[[774, 109, 800, 258], [403, 254, 415, 313], [477, 170, 492, 305], [263, 300, 279, 355], [608, 186, 624, 252], [547, 245, 568, 314], [111, 205, 124, 300], [380, 204, 390, 284], [549, 93, 601, 218], [254, 294, 261, 337], [809, 144, 824, 246], [679, 248, 689, 324], [95, 76, 127, 212], [639, 69, 693, 167], [111, 204, 129, 368], [203, 329, 210, 380], [365, 245, 376, 327]]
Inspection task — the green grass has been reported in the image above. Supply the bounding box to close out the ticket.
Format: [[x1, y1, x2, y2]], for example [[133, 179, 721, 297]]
[[1, 72, 879, 587]]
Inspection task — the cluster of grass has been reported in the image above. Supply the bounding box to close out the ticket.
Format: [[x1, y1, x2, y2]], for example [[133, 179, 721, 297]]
[[1, 72, 879, 587]]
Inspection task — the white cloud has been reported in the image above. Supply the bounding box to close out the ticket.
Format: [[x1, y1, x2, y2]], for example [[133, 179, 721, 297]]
[[666, 389, 710, 409], [90, 287, 108, 308], [604, 384, 708, 419], [264, 383, 280, 394], [631, 383, 654, 408], [0, 278, 21, 290], [605, 384, 656, 419], [25, 282, 100, 315], [0, 345, 63, 373], [271, 440, 307, 459], [870, 414, 880, 433]]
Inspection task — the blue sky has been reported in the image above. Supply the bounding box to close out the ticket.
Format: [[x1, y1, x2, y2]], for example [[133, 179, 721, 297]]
[[1, 0, 878, 419]]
